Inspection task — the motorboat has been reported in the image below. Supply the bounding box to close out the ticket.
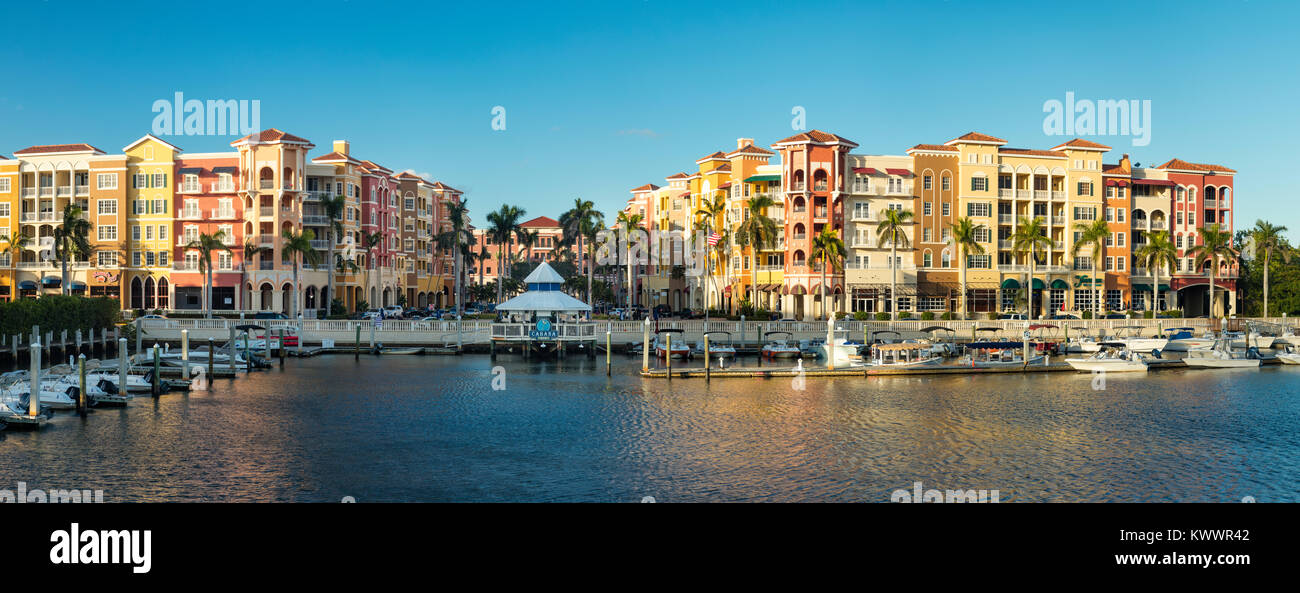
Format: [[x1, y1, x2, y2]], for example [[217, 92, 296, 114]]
[[1162, 327, 1216, 352], [868, 343, 943, 367], [1182, 340, 1261, 368], [653, 329, 690, 359], [959, 341, 1045, 368], [1110, 326, 1168, 353], [1271, 326, 1300, 347], [1230, 326, 1275, 349], [1065, 342, 1150, 372], [694, 331, 737, 361], [916, 326, 960, 357], [759, 331, 801, 359], [86, 370, 153, 393], [1064, 328, 1103, 353], [1027, 324, 1064, 354], [0, 382, 78, 410], [1275, 345, 1300, 365], [43, 375, 131, 407]]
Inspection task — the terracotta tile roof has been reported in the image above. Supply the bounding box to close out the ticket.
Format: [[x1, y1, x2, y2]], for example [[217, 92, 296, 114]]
[[311, 151, 359, 163], [907, 143, 958, 153], [998, 147, 1064, 158], [696, 151, 728, 162], [1154, 158, 1236, 174], [1050, 138, 1111, 151], [945, 132, 1007, 145], [431, 181, 461, 192], [726, 143, 774, 157], [630, 183, 660, 192], [13, 143, 104, 155], [520, 216, 560, 228], [231, 128, 313, 145], [773, 129, 857, 146], [714, 163, 731, 172], [358, 160, 392, 174], [664, 172, 690, 180], [1102, 163, 1130, 176], [395, 171, 425, 180]]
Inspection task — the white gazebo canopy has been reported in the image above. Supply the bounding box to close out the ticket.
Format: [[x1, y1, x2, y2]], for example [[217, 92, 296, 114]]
[[496, 262, 591, 313]]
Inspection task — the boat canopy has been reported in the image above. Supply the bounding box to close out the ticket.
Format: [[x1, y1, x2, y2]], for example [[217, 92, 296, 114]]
[[966, 341, 1026, 349], [1028, 324, 1057, 330], [875, 342, 928, 351], [918, 326, 954, 333]]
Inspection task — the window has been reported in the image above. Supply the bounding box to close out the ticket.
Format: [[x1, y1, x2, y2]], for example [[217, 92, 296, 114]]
[[158, 251, 168, 266], [923, 228, 933, 242], [145, 251, 155, 267], [182, 174, 199, 192], [132, 251, 142, 267], [1116, 232, 1125, 247], [97, 200, 117, 215], [151, 173, 167, 188], [0, 204, 8, 217], [971, 177, 988, 192], [942, 203, 950, 217], [145, 226, 153, 240], [0, 179, 9, 193], [941, 250, 951, 267], [1106, 207, 1114, 222], [132, 225, 141, 241], [1077, 181, 1093, 196], [967, 254, 991, 269], [219, 252, 232, 270], [942, 176, 951, 192], [97, 252, 116, 267], [1074, 256, 1093, 270], [219, 225, 234, 243], [922, 252, 932, 267], [923, 175, 932, 190], [1116, 208, 1126, 223], [97, 225, 117, 241], [888, 178, 904, 194], [132, 173, 147, 188], [967, 203, 991, 217], [923, 201, 932, 216], [1073, 206, 1097, 221], [974, 227, 991, 243]]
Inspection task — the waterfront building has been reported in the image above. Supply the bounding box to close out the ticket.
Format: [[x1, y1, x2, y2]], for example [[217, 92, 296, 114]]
[[0, 129, 469, 313], [1154, 158, 1237, 315]]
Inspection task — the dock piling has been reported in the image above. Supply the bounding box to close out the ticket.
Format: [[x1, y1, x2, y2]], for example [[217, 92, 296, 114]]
[[207, 337, 214, 387], [152, 345, 161, 397], [641, 318, 650, 373], [704, 334, 710, 383], [29, 339, 41, 417], [666, 334, 672, 380], [605, 325, 611, 376], [181, 329, 190, 380], [228, 326, 237, 375], [278, 328, 285, 367], [354, 324, 361, 359], [77, 354, 86, 416], [118, 338, 128, 399]]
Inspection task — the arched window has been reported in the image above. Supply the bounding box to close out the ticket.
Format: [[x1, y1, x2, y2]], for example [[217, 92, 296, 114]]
[[259, 167, 274, 190], [156, 277, 168, 309], [941, 249, 951, 268], [143, 277, 155, 310], [813, 169, 828, 191], [792, 170, 805, 191], [130, 277, 143, 309], [923, 250, 933, 268]]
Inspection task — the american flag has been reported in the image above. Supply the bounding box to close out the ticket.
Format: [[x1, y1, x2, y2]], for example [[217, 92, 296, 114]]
[[706, 231, 721, 246]]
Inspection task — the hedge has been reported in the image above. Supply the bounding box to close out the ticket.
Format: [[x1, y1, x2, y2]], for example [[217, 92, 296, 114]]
[[0, 296, 122, 338]]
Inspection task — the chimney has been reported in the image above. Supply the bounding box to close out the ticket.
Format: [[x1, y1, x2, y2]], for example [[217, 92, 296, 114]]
[[333, 140, 350, 155], [1120, 153, 1131, 171], [737, 138, 753, 149]]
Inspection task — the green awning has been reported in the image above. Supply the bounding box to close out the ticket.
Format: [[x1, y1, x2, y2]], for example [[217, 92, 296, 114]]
[[743, 174, 781, 183], [1050, 279, 1070, 290], [1031, 278, 1046, 290], [1133, 283, 1170, 292], [1000, 278, 1020, 289]]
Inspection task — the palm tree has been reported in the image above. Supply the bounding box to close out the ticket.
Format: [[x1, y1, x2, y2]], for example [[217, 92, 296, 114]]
[[734, 194, 778, 311], [1248, 220, 1291, 317], [559, 198, 603, 308], [947, 217, 986, 320], [876, 208, 914, 320], [486, 204, 527, 304], [434, 200, 473, 316], [53, 204, 93, 295], [185, 231, 232, 318], [280, 228, 322, 318], [1136, 230, 1177, 313], [1186, 224, 1238, 318], [615, 211, 644, 308], [1072, 219, 1109, 316], [519, 229, 538, 264], [810, 225, 846, 320], [360, 231, 383, 310], [692, 193, 728, 313], [1011, 216, 1053, 318], [240, 239, 271, 310], [1, 231, 32, 297], [320, 193, 347, 312]]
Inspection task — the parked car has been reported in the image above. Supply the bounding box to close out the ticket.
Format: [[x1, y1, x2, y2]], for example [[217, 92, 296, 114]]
[[254, 312, 289, 320], [999, 313, 1028, 321], [383, 305, 404, 318], [1102, 313, 1127, 319], [360, 309, 383, 320], [1048, 313, 1080, 320], [137, 314, 167, 320]]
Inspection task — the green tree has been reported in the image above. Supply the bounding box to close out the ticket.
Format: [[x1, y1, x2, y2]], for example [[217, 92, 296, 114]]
[[240, 239, 271, 310], [1012, 216, 1053, 317], [734, 194, 778, 312], [947, 217, 986, 320], [1136, 230, 1178, 312], [810, 225, 846, 320], [185, 230, 232, 318], [360, 231, 383, 310], [486, 204, 527, 304], [1, 230, 32, 294], [558, 198, 603, 306], [281, 228, 322, 318], [320, 193, 348, 312], [876, 208, 914, 320], [1072, 218, 1109, 316], [435, 200, 473, 316], [1186, 223, 1238, 318], [615, 210, 644, 308], [53, 203, 94, 296], [1248, 220, 1291, 317], [694, 193, 728, 313]]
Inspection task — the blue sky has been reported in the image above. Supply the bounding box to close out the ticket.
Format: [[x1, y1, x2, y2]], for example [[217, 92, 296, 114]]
[[3, 0, 1296, 238]]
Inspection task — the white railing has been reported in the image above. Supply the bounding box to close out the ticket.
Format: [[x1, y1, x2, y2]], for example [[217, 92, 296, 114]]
[[75, 185, 89, 195], [21, 188, 36, 198], [998, 188, 1014, 198], [259, 206, 274, 217], [211, 182, 237, 193], [211, 208, 237, 219]]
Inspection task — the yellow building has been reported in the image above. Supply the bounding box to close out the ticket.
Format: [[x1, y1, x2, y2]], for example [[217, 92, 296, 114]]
[[122, 134, 181, 310]]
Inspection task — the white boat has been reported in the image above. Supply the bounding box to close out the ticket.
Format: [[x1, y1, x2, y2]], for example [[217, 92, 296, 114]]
[[1111, 326, 1168, 353], [1064, 328, 1103, 353], [868, 343, 943, 367], [1271, 327, 1300, 347], [42, 376, 131, 407], [86, 370, 153, 393], [959, 341, 1045, 368], [1182, 340, 1261, 368], [0, 383, 78, 410], [1275, 347, 1300, 365], [1230, 328, 1275, 349], [694, 331, 737, 361], [1065, 343, 1149, 372], [653, 329, 690, 359], [1163, 328, 1216, 351], [760, 331, 801, 359], [816, 328, 864, 366], [917, 326, 960, 357]]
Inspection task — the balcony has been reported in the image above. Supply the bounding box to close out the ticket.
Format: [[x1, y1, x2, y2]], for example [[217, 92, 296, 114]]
[[173, 261, 200, 272], [310, 239, 329, 250], [211, 208, 237, 219], [998, 188, 1014, 198], [75, 185, 89, 196], [259, 206, 274, 217], [998, 214, 1013, 224], [257, 234, 275, 247], [998, 240, 1014, 250], [1033, 190, 1049, 200], [211, 182, 237, 193], [20, 188, 36, 198], [302, 215, 331, 226], [304, 191, 329, 202], [179, 209, 203, 220], [1052, 240, 1064, 250], [1052, 216, 1065, 226], [813, 207, 828, 220], [1051, 191, 1066, 200], [56, 186, 72, 197], [1150, 221, 1167, 230], [39, 187, 54, 197], [791, 233, 806, 241], [20, 212, 58, 223], [259, 179, 275, 190]]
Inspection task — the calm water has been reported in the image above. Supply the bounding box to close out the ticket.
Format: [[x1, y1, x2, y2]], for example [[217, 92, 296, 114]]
[[2, 353, 1297, 502]]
